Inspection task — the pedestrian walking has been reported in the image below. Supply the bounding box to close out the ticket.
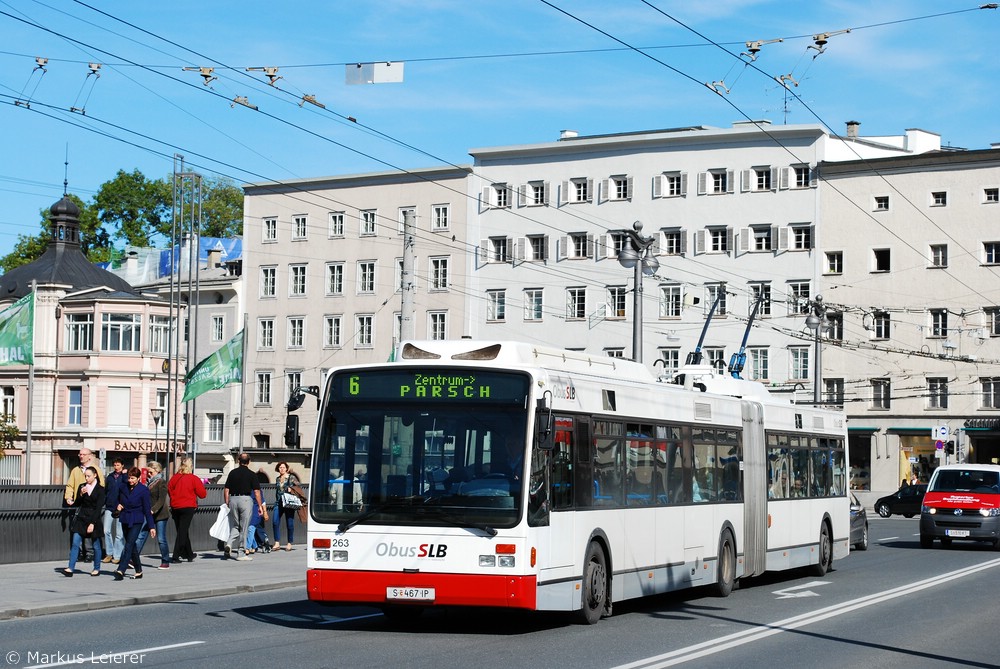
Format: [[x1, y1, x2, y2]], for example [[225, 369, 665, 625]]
[[62, 466, 105, 577], [272, 461, 301, 551], [135, 461, 171, 569], [64, 448, 104, 562], [102, 459, 126, 565], [223, 453, 264, 561], [168, 457, 206, 563], [114, 467, 155, 581]]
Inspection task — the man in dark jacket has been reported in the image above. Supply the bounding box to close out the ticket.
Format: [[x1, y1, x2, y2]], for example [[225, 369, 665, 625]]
[[102, 458, 126, 564]]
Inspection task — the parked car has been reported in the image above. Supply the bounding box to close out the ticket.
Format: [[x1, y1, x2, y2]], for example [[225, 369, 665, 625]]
[[850, 492, 869, 550], [874, 484, 927, 518]]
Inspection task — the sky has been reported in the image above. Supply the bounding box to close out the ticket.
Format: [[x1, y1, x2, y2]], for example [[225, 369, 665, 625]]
[[0, 1, 997, 262]]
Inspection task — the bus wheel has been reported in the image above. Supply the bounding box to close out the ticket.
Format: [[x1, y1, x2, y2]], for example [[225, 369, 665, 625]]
[[576, 542, 608, 625], [810, 522, 833, 576], [710, 530, 736, 597]]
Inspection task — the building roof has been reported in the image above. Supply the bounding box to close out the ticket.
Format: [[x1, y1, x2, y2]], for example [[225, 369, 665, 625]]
[[0, 195, 138, 301]]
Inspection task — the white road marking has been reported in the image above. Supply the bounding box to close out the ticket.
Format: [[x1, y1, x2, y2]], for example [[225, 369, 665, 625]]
[[25, 641, 204, 668], [879, 536, 899, 541], [772, 581, 830, 599], [612, 557, 1000, 669]]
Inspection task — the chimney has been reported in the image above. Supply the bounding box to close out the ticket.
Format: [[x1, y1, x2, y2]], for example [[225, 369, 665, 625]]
[[207, 248, 222, 268], [559, 129, 579, 140], [845, 120, 860, 139], [125, 251, 138, 274]]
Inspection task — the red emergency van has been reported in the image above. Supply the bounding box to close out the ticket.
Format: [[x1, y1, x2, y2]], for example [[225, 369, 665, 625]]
[[919, 464, 1000, 549]]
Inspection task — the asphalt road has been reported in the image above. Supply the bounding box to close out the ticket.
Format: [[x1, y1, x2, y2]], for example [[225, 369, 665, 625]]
[[2, 517, 997, 669]]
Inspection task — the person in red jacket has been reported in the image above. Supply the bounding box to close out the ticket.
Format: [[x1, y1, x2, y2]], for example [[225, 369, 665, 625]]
[[167, 457, 207, 563]]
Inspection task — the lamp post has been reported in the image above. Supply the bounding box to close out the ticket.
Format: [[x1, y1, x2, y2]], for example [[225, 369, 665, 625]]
[[804, 295, 831, 405], [151, 407, 164, 456], [617, 221, 660, 363]]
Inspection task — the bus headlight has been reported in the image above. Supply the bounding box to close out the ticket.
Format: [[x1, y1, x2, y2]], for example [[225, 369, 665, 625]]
[[331, 550, 349, 562], [315, 549, 331, 561], [479, 555, 496, 567], [498, 555, 516, 568]]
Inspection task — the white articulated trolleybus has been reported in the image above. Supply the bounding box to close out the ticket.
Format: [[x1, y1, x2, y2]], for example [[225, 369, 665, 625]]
[[305, 339, 849, 623]]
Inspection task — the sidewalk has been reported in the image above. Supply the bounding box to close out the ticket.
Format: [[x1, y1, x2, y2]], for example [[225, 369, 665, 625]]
[[0, 547, 306, 620]]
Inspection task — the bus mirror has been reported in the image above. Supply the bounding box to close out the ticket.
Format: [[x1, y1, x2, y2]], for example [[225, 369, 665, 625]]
[[535, 394, 554, 450]]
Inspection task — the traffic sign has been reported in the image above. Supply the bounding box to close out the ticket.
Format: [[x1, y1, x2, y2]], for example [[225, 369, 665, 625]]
[[935, 440, 944, 450], [933, 425, 948, 439]]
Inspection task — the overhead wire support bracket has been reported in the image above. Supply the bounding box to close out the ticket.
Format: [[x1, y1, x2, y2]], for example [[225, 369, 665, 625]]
[[247, 66, 282, 86], [183, 66, 217, 85]]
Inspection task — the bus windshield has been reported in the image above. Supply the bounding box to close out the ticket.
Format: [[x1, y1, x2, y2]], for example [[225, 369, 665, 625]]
[[311, 368, 531, 531]]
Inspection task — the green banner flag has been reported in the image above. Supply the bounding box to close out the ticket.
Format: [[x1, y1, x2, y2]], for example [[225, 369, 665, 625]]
[[182, 329, 243, 402], [0, 292, 34, 366]]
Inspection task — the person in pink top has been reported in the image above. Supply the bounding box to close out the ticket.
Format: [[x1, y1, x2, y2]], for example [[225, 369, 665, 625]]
[[167, 457, 207, 562]]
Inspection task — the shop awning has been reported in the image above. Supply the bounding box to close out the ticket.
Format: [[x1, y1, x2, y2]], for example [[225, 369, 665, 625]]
[[886, 427, 931, 434], [847, 426, 880, 433]]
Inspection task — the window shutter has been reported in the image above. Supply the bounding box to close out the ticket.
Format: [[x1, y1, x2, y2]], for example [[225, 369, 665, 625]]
[[679, 231, 688, 255], [697, 172, 707, 195], [808, 224, 815, 249], [652, 174, 663, 199], [542, 182, 550, 205], [481, 187, 491, 209], [741, 169, 751, 192], [586, 178, 594, 202], [695, 230, 706, 254], [600, 179, 609, 203], [506, 237, 514, 262], [809, 168, 818, 188], [626, 176, 633, 200], [479, 240, 489, 263], [541, 236, 549, 261], [561, 181, 568, 205], [517, 185, 526, 208], [726, 228, 734, 253], [770, 226, 779, 249], [779, 167, 790, 190], [504, 185, 513, 208], [680, 172, 688, 196], [770, 166, 779, 192], [515, 237, 525, 262], [586, 234, 595, 258], [778, 227, 789, 251], [739, 228, 751, 253], [558, 236, 568, 260], [726, 170, 735, 193]]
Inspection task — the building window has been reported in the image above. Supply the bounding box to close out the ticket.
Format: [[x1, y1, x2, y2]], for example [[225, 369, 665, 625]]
[[286, 372, 302, 405], [826, 252, 843, 275], [744, 166, 774, 192], [927, 378, 949, 409], [790, 347, 810, 381], [206, 413, 224, 442], [258, 318, 274, 350], [824, 378, 844, 405], [486, 290, 506, 322], [526, 235, 548, 262], [101, 313, 141, 352], [931, 191, 947, 207], [610, 175, 631, 200], [749, 348, 769, 381], [566, 288, 586, 320], [328, 212, 344, 237], [430, 257, 449, 290], [708, 227, 729, 253], [982, 378, 1000, 409], [355, 315, 374, 348], [791, 225, 813, 251], [0, 386, 13, 420], [263, 217, 277, 242], [256, 372, 272, 406], [326, 263, 344, 295], [605, 348, 625, 358], [985, 242, 1000, 265], [149, 315, 171, 354], [658, 348, 680, 376], [705, 283, 727, 316], [567, 233, 592, 259], [527, 181, 548, 206], [929, 309, 948, 338], [986, 188, 999, 204], [827, 312, 844, 340], [488, 237, 510, 263], [659, 284, 682, 318], [68, 386, 82, 425], [874, 196, 890, 211], [653, 172, 686, 198], [930, 244, 948, 268], [872, 378, 891, 410], [749, 283, 771, 317], [569, 178, 591, 203], [607, 286, 627, 319], [358, 261, 376, 293], [872, 311, 891, 340], [324, 315, 342, 348], [987, 308, 1000, 337], [65, 313, 93, 352], [260, 266, 276, 298], [429, 312, 447, 340], [661, 229, 684, 255], [787, 282, 810, 315], [708, 169, 730, 194], [705, 348, 725, 369], [397, 207, 415, 234], [873, 248, 891, 272], [493, 183, 510, 208], [361, 210, 377, 236], [289, 264, 307, 296], [287, 317, 304, 349], [432, 205, 449, 231], [524, 289, 543, 321], [211, 315, 223, 343], [293, 214, 307, 239], [750, 226, 773, 252], [793, 165, 812, 188]]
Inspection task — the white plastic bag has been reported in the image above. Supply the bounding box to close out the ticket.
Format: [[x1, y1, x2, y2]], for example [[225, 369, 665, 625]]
[[209, 503, 231, 541]]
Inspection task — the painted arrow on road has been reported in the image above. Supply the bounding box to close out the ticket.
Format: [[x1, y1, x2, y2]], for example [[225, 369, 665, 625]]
[[772, 581, 831, 599]]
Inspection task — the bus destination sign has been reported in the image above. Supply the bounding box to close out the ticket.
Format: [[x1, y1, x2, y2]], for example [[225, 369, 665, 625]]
[[333, 369, 529, 404]]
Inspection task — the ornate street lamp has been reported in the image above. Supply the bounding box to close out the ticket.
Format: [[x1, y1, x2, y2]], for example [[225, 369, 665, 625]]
[[804, 295, 831, 404], [151, 407, 164, 455], [617, 221, 660, 363]]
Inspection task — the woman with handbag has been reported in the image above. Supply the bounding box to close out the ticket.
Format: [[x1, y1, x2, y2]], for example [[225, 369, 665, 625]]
[[62, 466, 105, 577], [168, 457, 206, 563], [272, 462, 301, 551]]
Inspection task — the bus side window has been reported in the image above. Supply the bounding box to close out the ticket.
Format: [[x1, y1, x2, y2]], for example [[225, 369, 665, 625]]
[[551, 418, 574, 510]]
